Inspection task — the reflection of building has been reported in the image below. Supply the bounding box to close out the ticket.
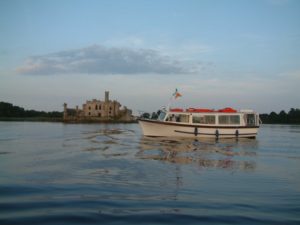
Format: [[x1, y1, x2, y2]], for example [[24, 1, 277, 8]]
[[63, 91, 134, 122]]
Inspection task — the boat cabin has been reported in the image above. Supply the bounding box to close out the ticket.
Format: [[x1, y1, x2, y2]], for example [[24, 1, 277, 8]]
[[157, 108, 260, 127]]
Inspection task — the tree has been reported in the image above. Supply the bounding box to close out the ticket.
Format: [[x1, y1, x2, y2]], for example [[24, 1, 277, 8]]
[[260, 108, 300, 124], [278, 110, 288, 123], [269, 111, 279, 123], [151, 112, 158, 119], [0, 101, 62, 118], [288, 108, 300, 124], [140, 112, 150, 119]]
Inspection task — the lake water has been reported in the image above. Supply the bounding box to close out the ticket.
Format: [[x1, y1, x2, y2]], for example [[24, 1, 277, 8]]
[[0, 122, 300, 225]]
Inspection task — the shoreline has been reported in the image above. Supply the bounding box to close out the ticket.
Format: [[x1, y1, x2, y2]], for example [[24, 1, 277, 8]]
[[0, 117, 63, 122], [0, 117, 137, 123], [1, 118, 299, 125]]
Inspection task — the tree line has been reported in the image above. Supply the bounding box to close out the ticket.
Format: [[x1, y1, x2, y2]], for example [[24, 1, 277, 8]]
[[260, 108, 300, 124], [0, 102, 62, 118], [1, 101, 300, 124]]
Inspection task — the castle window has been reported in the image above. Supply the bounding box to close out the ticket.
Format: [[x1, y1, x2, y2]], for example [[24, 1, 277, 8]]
[[88, 106, 91, 110], [95, 105, 98, 110], [99, 105, 101, 110], [88, 112, 91, 116], [98, 113, 101, 117]]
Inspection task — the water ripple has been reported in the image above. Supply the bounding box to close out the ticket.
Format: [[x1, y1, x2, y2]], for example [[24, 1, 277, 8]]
[[0, 123, 300, 225]]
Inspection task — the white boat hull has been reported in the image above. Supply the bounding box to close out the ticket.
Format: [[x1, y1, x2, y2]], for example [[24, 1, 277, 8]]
[[139, 119, 259, 139]]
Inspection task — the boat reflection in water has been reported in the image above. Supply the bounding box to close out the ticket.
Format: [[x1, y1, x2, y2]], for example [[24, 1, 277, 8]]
[[137, 137, 258, 171]]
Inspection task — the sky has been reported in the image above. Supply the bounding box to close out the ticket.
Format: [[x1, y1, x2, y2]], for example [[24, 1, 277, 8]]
[[0, 0, 299, 114]]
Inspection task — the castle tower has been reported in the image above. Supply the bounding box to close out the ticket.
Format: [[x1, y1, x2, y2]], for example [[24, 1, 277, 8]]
[[63, 103, 67, 120], [76, 105, 79, 117], [105, 91, 109, 102]]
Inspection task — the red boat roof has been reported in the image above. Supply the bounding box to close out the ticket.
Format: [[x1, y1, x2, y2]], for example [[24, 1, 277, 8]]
[[186, 108, 214, 113], [169, 107, 238, 113], [218, 107, 237, 113], [169, 108, 184, 112]]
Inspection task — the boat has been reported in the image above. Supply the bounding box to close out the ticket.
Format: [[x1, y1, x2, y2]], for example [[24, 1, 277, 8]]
[[138, 107, 260, 139]]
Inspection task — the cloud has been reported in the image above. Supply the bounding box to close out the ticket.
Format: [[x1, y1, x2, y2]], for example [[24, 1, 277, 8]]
[[17, 45, 200, 75], [106, 37, 214, 59]]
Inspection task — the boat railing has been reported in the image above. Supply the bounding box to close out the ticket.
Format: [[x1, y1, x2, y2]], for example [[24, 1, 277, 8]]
[[259, 117, 263, 125]]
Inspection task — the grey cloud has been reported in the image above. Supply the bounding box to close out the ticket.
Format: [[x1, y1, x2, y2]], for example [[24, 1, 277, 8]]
[[17, 45, 199, 75]]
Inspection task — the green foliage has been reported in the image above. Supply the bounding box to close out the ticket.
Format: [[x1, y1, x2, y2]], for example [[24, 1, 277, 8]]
[[260, 108, 300, 124], [0, 102, 63, 118], [140, 112, 150, 119]]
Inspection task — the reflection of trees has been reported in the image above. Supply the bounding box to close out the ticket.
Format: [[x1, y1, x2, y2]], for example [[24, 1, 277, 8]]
[[137, 137, 258, 171]]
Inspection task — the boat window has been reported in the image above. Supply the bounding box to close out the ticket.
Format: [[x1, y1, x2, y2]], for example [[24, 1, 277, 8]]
[[177, 114, 189, 123], [167, 114, 177, 122], [219, 115, 240, 125], [158, 112, 166, 121], [192, 115, 215, 124], [193, 116, 202, 123], [246, 114, 256, 126]]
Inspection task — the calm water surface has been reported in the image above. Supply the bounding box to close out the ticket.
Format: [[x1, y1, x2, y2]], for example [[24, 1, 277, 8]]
[[0, 122, 300, 224]]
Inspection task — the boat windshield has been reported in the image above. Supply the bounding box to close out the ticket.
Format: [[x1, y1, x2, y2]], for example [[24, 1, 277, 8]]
[[158, 111, 166, 121]]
